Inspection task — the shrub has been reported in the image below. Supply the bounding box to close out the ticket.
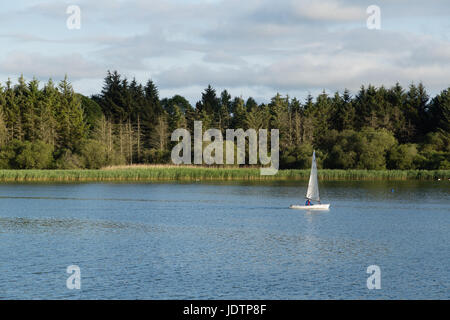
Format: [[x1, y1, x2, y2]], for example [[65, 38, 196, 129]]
[[357, 128, 397, 170], [54, 149, 84, 169], [80, 139, 109, 169], [142, 149, 171, 164], [281, 143, 314, 169], [387, 144, 419, 170], [7, 140, 54, 169]]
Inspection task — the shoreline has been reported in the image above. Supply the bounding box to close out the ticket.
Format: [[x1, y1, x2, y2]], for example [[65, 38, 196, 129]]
[[0, 167, 448, 182]]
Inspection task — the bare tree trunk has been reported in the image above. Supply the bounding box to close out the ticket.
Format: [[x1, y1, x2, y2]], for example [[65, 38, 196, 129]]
[[119, 122, 123, 158], [137, 115, 141, 163], [128, 119, 133, 165], [108, 120, 112, 153]]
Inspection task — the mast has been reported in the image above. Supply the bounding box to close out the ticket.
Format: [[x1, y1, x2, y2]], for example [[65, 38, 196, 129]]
[[306, 150, 320, 202]]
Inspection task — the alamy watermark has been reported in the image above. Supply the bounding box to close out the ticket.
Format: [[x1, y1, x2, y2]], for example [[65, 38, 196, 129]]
[[366, 265, 381, 289], [66, 265, 81, 290], [367, 5, 381, 30], [171, 121, 279, 175], [66, 5, 81, 30]]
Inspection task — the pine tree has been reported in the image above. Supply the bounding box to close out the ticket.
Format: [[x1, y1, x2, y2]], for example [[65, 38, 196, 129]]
[[0, 83, 6, 146], [170, 105, 187, 132], [404, 83, 429, 140], [14, 75, 31, 141], [219, 90, 232, 131], [3, 79, 22, 141], [39, 79, 59, 146], [98, 70, 126, 122], [429, 89, 450, 133], [302, 94, 316, 144], [245, 97, 258, 112], [198, 85, 220, 126], [143, 79, 163, 146], [231, 97, 246, 129], [269, 93, 290, 148], [57, 76, 87, 151], [0, 103, 7, 147], [289, 98, 302, 146], [244, 105, 264, 131]]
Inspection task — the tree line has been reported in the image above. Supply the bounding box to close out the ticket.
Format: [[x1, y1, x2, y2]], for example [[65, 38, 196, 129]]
[[0, 71, 448, 170]]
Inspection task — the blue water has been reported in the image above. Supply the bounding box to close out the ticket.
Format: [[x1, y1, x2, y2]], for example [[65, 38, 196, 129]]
[[0, 181, 448, 299]]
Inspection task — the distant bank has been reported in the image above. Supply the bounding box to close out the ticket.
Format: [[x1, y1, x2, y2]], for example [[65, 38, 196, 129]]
[[0, 166, 448, 182]]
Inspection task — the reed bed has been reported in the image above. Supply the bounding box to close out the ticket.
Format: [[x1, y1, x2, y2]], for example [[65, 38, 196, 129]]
[[0, 167, 448, 182]]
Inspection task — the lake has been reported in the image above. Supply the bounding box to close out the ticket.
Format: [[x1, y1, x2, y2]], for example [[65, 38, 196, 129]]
[[0, 181, 448, 299]]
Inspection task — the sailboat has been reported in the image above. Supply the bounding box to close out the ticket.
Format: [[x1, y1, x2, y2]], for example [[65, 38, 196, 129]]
[[290, 151, 330, 210]]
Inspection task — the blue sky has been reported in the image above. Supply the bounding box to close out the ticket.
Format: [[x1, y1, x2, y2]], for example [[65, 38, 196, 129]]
[[1, 0, 450, 103]]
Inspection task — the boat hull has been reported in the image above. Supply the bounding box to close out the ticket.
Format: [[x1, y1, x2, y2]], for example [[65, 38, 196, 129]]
[[290, 204, 330, 210]]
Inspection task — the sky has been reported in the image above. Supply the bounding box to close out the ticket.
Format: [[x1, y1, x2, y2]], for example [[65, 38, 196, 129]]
[[1, 0, 450, 104]]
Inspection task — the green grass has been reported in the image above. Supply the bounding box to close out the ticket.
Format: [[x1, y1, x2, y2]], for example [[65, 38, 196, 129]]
[[0, 167, 448, 182]]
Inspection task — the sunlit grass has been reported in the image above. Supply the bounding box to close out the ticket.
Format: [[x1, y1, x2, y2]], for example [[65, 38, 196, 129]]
[[0, 167, 448, 182]]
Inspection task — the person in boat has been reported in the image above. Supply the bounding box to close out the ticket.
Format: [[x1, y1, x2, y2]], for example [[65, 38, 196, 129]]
[[305, 199, 313, 206]]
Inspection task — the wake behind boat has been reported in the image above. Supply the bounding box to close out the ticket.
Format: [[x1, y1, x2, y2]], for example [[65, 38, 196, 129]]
[[290, 151, 330, 211], [290, 204, 330, 210]]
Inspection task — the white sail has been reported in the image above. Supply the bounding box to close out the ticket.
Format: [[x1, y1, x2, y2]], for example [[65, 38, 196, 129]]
[[290, 150, 330, 210], [306, 150, 320, 202]]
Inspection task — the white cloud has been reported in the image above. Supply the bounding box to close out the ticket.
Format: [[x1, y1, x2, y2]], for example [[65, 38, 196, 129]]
[[153, 28, 450, 95], [1, 0, 450, 101], [0, 52, 105, 80], [293, 0, 365, 22]]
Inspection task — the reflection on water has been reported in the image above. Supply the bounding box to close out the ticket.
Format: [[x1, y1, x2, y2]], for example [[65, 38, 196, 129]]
[[0, 195, 223, 203], [0, 181, 448, 299], [0, 217, 166, 235]]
